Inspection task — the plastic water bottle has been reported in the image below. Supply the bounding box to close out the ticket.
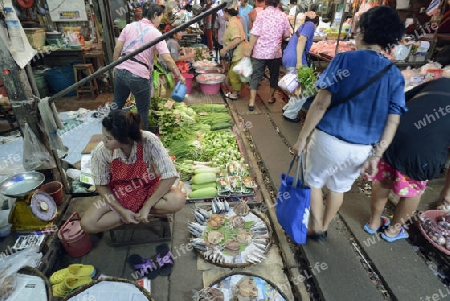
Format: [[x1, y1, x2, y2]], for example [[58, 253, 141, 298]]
[[4, 7, 25, 52]]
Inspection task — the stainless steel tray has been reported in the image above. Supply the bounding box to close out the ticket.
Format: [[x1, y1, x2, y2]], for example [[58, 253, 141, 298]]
[[0, 171, 45, 197]]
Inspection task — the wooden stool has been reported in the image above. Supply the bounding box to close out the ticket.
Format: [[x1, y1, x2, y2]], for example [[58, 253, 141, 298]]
[[108, 215, 172, 247], [83, 50, 105, 71], [73, 64, 99, 99]]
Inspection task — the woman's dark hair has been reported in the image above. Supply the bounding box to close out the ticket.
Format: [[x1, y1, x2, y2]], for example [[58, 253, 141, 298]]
[[102, 110, 142, 144], [358, 6, 405, 51], [305, 15, 320, 25], [225, 8, 238, 16], [184, 4, 192, 11], [143, 3, 164, 20], [266, 0, 280, 8]]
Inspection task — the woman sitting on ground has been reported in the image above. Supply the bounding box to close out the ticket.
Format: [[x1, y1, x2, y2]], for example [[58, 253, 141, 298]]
[[81, 110, 186, 234], [292, 6, 407, 241]]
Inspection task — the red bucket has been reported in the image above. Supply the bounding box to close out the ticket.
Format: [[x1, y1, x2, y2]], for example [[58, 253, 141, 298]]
[[181, 73, 194, 94], [39, 181, 64, 205], [58, 212, 92, 258]]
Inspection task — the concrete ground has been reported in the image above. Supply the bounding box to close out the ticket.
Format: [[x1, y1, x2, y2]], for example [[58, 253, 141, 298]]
[[1, 78, 449, 301]]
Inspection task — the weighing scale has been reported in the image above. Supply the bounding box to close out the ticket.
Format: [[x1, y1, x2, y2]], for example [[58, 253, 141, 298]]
[[0, 172, 58, 231]]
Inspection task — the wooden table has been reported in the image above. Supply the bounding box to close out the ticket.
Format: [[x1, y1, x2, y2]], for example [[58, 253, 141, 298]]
[[34, 47, 95, 67], [310, 51, 427, 70]]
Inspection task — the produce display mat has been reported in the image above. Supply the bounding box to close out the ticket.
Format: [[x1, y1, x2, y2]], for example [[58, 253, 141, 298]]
[[189, 201, 271, 268], [194, 272, 287, 301], [186, 194, 256, 202]]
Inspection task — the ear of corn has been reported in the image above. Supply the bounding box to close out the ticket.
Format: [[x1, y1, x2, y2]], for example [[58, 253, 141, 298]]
[[188, 187, 217, 199]]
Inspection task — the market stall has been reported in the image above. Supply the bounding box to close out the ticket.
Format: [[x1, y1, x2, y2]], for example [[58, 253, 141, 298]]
[[304, 0, 450, 89]]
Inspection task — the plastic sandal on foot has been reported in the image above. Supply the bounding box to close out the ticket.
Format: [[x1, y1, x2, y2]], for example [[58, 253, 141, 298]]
[[248, 105, 254, 111], [364, 215, 391, 235], [381, 227, 409, 242], [307, 231, 327, 241]]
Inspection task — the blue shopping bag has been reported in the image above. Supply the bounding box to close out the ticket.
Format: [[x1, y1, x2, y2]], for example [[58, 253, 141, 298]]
[[275, 154, 311, 245]]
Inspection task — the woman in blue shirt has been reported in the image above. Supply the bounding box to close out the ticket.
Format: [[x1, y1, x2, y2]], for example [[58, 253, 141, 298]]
[[282, 11, 319, 71], [292, 6, 407, 241]]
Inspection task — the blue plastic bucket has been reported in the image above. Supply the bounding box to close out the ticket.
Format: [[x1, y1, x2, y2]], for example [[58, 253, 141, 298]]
[[45, 65, 76, 97]]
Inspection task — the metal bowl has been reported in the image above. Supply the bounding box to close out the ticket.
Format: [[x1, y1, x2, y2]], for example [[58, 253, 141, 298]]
[[195, 67, 225, 74], [0, 172, 45, 197], [196, 73, 226, 85]]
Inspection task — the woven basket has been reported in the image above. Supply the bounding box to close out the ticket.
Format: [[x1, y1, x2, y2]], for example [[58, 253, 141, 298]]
[[418, 210, 450, 256], [204, 271, 289, 300], [18, 266, 53, 301], [62, 278, 154, 301]]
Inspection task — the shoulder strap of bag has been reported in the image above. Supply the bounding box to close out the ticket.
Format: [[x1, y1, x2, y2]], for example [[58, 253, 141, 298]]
[[286, 153, 307, 188], [328, 63, 394, 110], [122, 22, 152, 70]]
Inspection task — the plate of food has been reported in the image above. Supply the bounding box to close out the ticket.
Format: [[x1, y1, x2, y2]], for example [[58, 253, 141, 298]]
[[189, 199, 271, 268]]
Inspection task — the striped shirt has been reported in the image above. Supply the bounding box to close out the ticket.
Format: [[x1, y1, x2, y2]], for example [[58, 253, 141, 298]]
[[91, 131, 178, 186]]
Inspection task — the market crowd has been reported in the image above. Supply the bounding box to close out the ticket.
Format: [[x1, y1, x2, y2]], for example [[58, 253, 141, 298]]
[[83, 1, 450, 247]]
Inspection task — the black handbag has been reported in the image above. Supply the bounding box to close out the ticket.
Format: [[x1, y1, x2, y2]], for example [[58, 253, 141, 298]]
[[224, 48, 234, 61]]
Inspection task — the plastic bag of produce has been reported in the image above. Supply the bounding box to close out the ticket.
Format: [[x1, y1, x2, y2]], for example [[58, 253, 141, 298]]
[[232, 57, 253, 78], [22, 123, 56, 171]]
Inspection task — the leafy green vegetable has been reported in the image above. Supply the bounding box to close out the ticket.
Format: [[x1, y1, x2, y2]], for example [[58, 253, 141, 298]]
[[297, 66, 319, 97]]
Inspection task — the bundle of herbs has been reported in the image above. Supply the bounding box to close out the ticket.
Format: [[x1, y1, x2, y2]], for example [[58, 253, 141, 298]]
[[297, 65, 319, 98]]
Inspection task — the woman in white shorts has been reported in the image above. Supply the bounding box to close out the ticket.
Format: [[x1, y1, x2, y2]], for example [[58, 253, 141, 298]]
[[293, 6, 408, 241]]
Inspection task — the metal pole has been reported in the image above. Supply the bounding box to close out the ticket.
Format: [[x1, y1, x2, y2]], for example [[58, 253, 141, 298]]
[[334, 0, 348, 56], [48, 2, 228, 104]]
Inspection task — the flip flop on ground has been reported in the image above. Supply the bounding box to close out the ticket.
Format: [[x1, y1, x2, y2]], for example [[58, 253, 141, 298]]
[[154, 243, 174, 276], [128, 254, 160, 280]]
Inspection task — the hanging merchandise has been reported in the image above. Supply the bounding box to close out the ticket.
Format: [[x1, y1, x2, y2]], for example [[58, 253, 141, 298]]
[[46, 0, 88, 22], [4, 7, 25, 52], [16, 0, 35, 9], [396, 0, 410, 10], [22, 123, 57, 171], [426, 0, 443, 16]]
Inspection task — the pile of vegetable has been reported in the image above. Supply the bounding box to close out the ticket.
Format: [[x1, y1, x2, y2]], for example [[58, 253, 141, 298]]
[[195, 48, 211, 61], [152, 102, 243, 182], [297, 65, 318, 98], [188, 164, 218, 199]]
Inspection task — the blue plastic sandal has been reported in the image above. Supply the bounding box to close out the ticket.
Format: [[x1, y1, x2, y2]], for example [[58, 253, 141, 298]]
[[381, 227, 409, 242], [364, 216, 390, 235]]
